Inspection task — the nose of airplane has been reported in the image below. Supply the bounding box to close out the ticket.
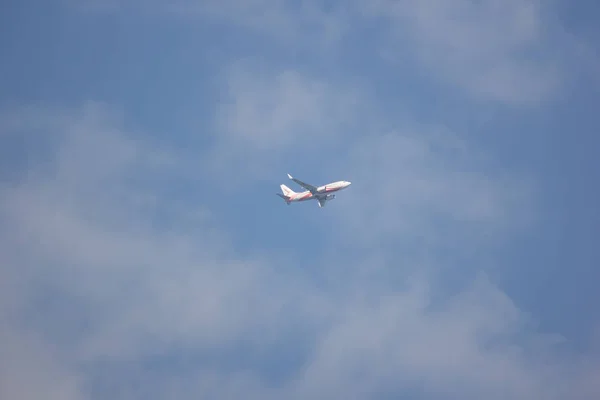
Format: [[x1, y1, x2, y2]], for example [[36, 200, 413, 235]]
[[346, 181, 352, 186]]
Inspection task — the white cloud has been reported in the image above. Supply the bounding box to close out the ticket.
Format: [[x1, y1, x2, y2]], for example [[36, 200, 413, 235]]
[[217, 66, 350, 150], [324, 127, 533, 252], [4, 0, 599, 398], [205, 62, 360, 185], [2, 102, 599, 399], [1, 101, 322, 342], [157, 0, 565, 105], [71, 0, 347, 48], [0, 328, 83, 400], [169, 0, 349, 49], [360, 0, 561, 104], [69, 0, 597, 105], [0, 103, 300, 398], [295, 272, 596, 400]]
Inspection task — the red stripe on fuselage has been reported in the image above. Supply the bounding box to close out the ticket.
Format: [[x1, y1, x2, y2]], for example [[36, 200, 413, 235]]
[[291, 186, 342, 202], [291, 192, 312, 201]]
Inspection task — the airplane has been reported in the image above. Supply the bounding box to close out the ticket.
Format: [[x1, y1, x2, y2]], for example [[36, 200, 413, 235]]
[[276, 173, 352, 208]]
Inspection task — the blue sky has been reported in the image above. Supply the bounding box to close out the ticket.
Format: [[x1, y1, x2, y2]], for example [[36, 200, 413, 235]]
[[1, 0, 600, 399]]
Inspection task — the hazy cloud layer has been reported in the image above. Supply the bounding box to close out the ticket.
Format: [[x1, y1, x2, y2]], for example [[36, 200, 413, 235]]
[[1, 100, 598, 399], [78, 0, 594, 105], [2, 1, 599, 399], [205, 63, 360, 183], [361, 0, 562, 104]]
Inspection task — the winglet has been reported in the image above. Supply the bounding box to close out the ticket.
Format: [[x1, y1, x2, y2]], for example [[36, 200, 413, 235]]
[[287, 173, 293, 179]]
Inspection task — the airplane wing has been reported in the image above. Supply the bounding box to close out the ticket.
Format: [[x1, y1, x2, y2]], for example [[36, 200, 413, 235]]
[[287, 174, 318, 194], [317, 197, 327, 208]]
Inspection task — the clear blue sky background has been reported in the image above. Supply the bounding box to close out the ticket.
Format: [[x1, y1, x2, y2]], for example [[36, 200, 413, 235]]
[[1, 1, 599, 399]]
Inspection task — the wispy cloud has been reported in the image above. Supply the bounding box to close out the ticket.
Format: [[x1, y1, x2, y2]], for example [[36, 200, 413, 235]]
[[83, 0, 592, 106], [204, 61, 360, 184], [168, 0, 349, 47], [3, 1, 599, 399], [0, 96, 597, 399], [361, 0, 562, 104], [0, 103, 297, 398], [294, 273, 573, 399], [328, 126, 534, 250]]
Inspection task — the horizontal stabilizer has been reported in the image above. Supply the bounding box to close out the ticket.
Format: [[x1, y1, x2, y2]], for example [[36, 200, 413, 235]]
[[276, 193, 291, 205]]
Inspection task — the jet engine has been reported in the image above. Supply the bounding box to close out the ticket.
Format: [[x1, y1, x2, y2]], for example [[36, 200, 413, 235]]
[[325, 194, 336, 201]]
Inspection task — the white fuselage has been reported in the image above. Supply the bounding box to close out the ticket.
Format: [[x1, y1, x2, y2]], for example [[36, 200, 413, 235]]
[[288, 180, 351, 202]]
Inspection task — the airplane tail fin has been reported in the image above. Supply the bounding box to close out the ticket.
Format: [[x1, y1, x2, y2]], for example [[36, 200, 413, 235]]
[[276, 193, 291, 204], [280, 184, 296, 197], [277, 184, 295, 205]]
